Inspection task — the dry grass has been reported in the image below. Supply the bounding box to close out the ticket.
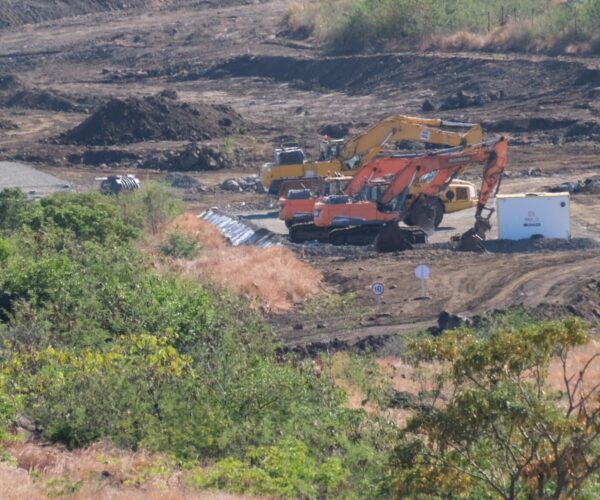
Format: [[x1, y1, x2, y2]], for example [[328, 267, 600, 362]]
[[1, 441, 255, 499], [547, 339, 600, 403], [153, 213, 323, 313], [422, 22, 599, 55]]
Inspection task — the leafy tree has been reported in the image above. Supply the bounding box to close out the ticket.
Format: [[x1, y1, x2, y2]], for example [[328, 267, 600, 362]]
[[393, 318, 600, 499], [0, 188, 38, 232]]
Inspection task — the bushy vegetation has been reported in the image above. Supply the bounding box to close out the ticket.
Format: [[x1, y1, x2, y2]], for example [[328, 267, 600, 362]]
[[0, 188, 598, 498], [0, 188, 396, 497], [160, 231, 200, 258], [394, 317, 600, 498], [287, 0, 600, 54]]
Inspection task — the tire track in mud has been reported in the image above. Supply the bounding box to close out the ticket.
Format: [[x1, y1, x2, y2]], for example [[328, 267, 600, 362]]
[[457, 252, 600, 314], [283, 250, 600, 347]]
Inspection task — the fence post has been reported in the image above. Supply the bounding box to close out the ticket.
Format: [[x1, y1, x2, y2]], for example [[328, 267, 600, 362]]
[[501, 6, 505, 26], [487, 11, 491, 33]]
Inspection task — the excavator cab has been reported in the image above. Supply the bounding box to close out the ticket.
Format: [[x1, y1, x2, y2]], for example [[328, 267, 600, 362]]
[[274, 144, 305, 165], [318, 138, 345, 161]]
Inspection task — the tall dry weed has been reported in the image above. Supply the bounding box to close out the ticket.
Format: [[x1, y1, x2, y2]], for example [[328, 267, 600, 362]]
[[2, 441, 252, 499], [154, 213, 323, 313]]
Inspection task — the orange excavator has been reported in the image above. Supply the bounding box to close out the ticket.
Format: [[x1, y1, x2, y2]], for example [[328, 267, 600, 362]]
[[281, 146, 481, 239], [309, 137, 508, 252]]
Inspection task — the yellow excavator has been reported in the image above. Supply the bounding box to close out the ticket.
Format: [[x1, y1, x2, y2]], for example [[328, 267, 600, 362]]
[[260, 115, 484, 195]]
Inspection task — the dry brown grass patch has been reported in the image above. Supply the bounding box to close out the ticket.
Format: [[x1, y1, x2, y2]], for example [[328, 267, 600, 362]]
[[154, 212, 323, 313], [2, 441, 254, 499]]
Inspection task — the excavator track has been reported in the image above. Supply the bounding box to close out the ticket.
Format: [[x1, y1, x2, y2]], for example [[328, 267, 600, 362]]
[[328, 225, 383, 246], [374, 222, 427, 253], [289, 222, 330, 243]]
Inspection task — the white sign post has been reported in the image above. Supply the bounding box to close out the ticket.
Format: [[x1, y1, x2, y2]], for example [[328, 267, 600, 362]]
[[415, 264, 430, 299], [371, 282, 384, 312]]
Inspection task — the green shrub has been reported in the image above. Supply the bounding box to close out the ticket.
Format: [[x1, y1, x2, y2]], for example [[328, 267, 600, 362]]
[[0, 188, 39, 232], [189, 439, 348, 498], [160, 232, 200, 259], [116, 182, 182, 234]]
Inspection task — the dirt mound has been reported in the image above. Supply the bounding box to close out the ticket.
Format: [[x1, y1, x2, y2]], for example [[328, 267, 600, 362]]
[[198, 53, 583, 97], [565, 121, 600, 141], [0, 74, 85, 112], [1, 89, 83, 112], [0, 75, 27, 91], [165, 173, 200, 189], [439, 89, 505, 110], [488, 117, 576, 133], [0, 118, 17, 130], [58, 95, 244, 146]]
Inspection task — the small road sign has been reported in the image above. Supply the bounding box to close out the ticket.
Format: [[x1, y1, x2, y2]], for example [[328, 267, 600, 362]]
[[415, 264, 430, 280], [415, 264, 431, 299], [371, 282, 385, 296]]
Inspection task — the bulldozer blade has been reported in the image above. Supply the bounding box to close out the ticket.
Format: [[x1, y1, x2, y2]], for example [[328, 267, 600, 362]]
[[457, 233, 487, 253], [375, 222, 415, 253]]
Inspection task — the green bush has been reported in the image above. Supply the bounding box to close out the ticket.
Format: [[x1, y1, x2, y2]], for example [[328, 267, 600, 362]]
[[0, 190, 397, 497], [189, 439, 347, 498], [0, 188, 38, 233], [115, 182, 183, 234], [160, 232, 200, 259]]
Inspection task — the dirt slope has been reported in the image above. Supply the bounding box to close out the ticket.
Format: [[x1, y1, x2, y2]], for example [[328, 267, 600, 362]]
[[0, 0, 165, 28]]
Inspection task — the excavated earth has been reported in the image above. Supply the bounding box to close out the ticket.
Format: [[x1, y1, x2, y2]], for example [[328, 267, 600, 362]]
[[0, 0, 599, 346]]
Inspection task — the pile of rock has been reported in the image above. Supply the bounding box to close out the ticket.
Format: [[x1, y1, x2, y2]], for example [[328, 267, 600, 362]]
[[519, 168, 543, 178], [143, 144, 232, 171], [423, 89, 505, 111], [165, 172, 203, 190], [221, 175, 265, 193], [549, 178, 600, 195]]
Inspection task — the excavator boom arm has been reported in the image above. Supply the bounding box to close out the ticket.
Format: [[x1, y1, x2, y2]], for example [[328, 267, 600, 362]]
[[378, 137, 508, 217], [339, 115, 483, 167]]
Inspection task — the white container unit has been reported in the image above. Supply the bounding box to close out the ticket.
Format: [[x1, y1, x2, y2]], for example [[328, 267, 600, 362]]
[[496, 192, 570, 240]]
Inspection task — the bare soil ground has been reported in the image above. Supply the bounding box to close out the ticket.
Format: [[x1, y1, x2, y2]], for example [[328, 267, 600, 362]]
[[0, 0, 599, 347]]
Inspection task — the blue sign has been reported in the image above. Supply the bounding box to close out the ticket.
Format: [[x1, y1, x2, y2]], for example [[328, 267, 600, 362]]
[[371, 283, 385, 296]]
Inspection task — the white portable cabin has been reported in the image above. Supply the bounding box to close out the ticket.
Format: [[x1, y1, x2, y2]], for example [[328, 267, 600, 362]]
[[496, 192, 570, 240]]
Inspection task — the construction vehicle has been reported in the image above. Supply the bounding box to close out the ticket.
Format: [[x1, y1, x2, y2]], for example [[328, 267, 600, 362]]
[[278, 175, 353, 228], [299, 137, 508, 251], [260, 115, 484, 195], [283, 149, 478, 242]]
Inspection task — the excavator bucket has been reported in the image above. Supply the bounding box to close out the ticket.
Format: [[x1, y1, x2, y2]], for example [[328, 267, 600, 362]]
[[456, 217, 491, 253], [375, 222, 427, 253], [457, 231, 486, 252]]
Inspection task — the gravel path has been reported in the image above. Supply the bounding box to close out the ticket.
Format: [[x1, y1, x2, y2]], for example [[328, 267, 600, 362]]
[[0, 161, 72, 196]]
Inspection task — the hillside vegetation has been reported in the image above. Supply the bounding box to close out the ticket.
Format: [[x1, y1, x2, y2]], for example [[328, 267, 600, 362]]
[[285, 0, 600, 54], [0, 187, 599, 498]]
